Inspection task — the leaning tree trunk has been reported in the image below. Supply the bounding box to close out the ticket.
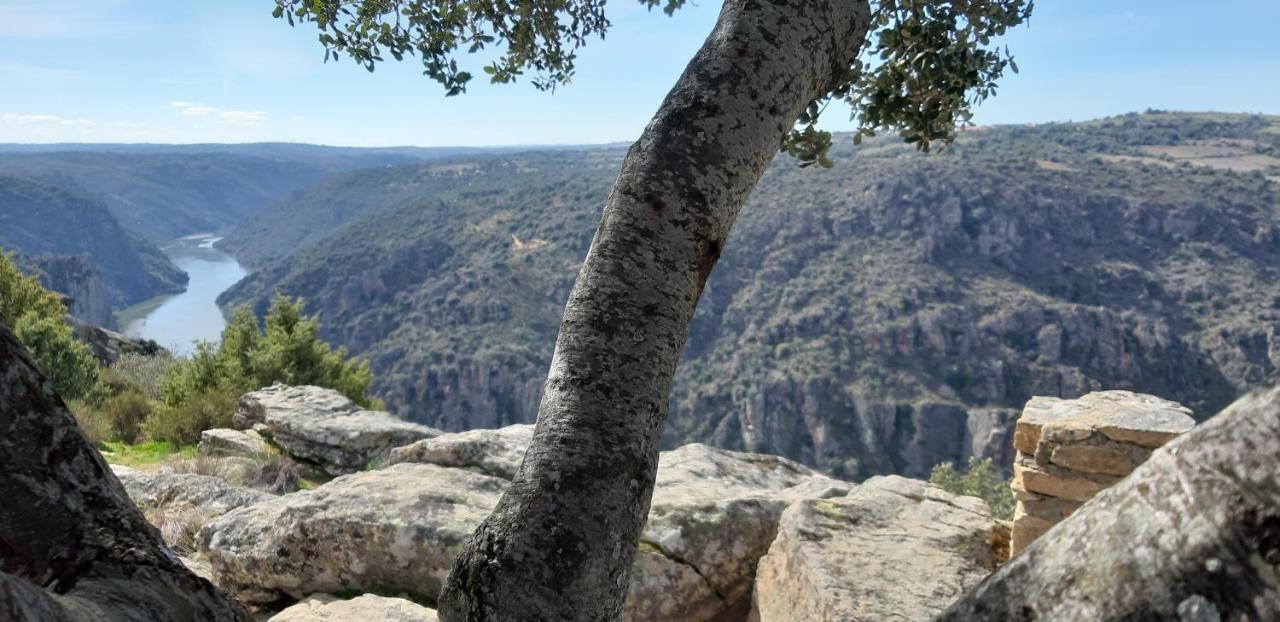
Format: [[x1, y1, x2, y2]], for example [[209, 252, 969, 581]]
[[0, 325, 249, 621], [438, 1, 871, 619], [939, 383, 1280, 621]]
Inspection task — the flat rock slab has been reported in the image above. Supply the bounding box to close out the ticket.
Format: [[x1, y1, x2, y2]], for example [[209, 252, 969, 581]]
[[199, 428, 271, 459], [200, 463, 505, 606], [751, 475, 1001, 622], [235, 384, 440, 476], [113, 466, 274, 517], [268, 594, 438, 622], [1014, 391, 1194, 455], [385, 424, 534, 479]]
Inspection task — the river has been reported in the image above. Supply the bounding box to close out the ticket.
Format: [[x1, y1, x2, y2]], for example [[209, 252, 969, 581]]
[[117, 234, 247, 356]]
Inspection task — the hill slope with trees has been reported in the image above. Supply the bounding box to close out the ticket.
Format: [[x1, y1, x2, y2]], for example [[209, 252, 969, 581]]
[[221, 112, 1280, 479], [0, 174, 186, 313]]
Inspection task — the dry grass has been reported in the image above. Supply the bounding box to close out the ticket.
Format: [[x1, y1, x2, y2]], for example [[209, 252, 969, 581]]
[[143, 504, 213, 556], [158, 452, 302, 495]]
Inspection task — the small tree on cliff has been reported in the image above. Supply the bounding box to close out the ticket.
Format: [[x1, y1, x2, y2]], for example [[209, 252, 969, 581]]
[[270, 0, 1032, 619]]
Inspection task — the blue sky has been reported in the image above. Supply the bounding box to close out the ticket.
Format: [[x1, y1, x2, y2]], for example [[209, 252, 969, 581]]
[[1, 0, 1277, 146]]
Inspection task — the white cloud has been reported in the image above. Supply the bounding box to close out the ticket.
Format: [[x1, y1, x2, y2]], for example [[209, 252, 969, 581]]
[[170, 101, 268, 126], [2, 112, 92, 126]]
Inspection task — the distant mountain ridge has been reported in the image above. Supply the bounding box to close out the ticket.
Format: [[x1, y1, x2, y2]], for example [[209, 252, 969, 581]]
[[208, 111, 1280, 478]]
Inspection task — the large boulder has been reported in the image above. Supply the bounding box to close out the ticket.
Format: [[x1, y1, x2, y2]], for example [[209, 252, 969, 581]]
[[112, 465, 273, 518], [234, 384, 440, 476], [751, 475, 1003, 622], [201, 440, 849, 619], [385, 424, 534, 479], [199, 428, 272, 459], [626, 444, 852, 621], [200, 463, 506, 605], [938, 385, 1280, 621], [269, 594, 438, 622]]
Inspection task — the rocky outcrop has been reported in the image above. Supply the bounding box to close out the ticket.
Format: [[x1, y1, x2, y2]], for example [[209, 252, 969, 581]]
[[201, 433, 849, 621], [269, 594, 438, 622], [750, 476, 1003, 622], [200, 463, 506, 606], [627, 445, 851, 621], [69, 318, 164, 365], [15, 254, 115, 327], [1009, 391, 1194, 554], [199, 428, 272, 459], [233, 384, 439, 476], [112, 465, 274, 518], [385, 424, 534, 478], [939, 384, 1280, 621]]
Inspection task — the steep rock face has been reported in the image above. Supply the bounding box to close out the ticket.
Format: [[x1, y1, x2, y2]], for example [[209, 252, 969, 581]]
[[221, 114, 1280, 479], [0, 174, 186, 308], [750, 476, 1002, 621], [14, 254, 114, 327]]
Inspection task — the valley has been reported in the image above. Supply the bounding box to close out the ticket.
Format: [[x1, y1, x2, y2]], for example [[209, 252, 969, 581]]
[[4, 111, 1279, 481]]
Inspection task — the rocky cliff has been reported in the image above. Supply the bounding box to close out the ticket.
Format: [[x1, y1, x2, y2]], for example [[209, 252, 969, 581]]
[[222, 112, 1280, 479]]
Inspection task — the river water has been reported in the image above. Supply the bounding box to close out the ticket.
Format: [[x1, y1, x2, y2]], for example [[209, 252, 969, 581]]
[[118, 234, 247, 356]]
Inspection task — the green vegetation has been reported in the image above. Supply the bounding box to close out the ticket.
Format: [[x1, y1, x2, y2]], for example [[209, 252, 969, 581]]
[[98, 441, 198, 468], [930, 458, 1015, 520], [0, 252, 101, 400], [149, 295, 377, 444]]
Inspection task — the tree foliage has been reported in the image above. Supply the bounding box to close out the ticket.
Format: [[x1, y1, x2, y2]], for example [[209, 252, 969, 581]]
[[0, 252, 100, 400], [152, 295, 378, 443], [930, 457, 1014, 519], [273, 0, 1031, 162]]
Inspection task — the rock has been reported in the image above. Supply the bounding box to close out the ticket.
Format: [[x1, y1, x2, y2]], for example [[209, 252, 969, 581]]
[[1013, 390, 1195, 455], [269, 594, 438, 622], [234, 384, 440, 476], [1009, 391, 1194, 554], [200, 463, 506, 605], [199, 428, 272, 459], [938, 385, 1280, 621], [625, 444, 851, 621], [385, 424, 533, 478], [69, 317, 164, 364], [202, 441, 848, 620], [751, 476, 1002, 622], [114, 468, 274, 517]]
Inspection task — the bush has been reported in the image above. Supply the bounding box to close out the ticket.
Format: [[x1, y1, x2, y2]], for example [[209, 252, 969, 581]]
[[103, 353, 176, 401], [144, 385, 239, 445], [929, 457, 1015, 520], [154, 295, 379, 444], [68, 399, 111, 446], [1, 254, 101, 401], [100, 388, 152, 444]]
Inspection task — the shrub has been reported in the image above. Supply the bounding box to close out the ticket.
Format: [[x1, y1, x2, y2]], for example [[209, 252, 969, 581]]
[[104, 353, 176, 401], [68, 399, 111, 446], [929, 457, 1015, 520], [0, 253, 101, 401], [154, 295, 379, 443], [100, 388, 152, 444], [145, 385, 239, 445]]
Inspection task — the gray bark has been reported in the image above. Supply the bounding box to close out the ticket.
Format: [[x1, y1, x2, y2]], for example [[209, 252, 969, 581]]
[[938, 384, 1280, 621], [0, 324, 249, 621], [438, 0, 871, 619]]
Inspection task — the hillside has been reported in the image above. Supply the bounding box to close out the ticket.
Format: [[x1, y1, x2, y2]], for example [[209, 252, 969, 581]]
[[0, 174, 186, 315], [221, 112, 1280, 479]]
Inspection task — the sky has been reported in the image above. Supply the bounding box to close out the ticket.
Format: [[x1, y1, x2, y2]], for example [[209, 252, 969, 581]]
[[1, 0, 1278, 147]]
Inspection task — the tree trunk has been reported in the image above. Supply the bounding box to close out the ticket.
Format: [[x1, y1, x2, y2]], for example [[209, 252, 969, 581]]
[[438, 0, 871, 619], [939, 384, 1280, 621], [0, 325, 249, 621]]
